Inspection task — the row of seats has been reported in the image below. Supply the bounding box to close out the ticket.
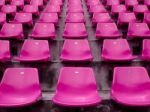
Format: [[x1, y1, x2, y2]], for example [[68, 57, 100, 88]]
[[0, 67, 149, 107], [1, 39, 150, 62]]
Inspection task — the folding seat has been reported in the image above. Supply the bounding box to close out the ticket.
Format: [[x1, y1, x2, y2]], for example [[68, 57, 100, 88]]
[[63, 23, 88, 39], [0, 40, 11, 62], [38, 13, 58, 25], [67, 5, 84, 13], [106, 0, 120, 9], [143, 12, 150, 24], [118, 12, 137, 26], [86, 0, 100, 8], [44, 5, 61, 14], [89, 5, 107, 15], [127, 23, 150, 38], [125, 0, 138, 9], [0, 0, 5, 8], [60, 39, 93, 61], [11, 13, 33, 26], [0, 68, 42, 107], [66, 13, 85, 23], [30, 23, 56, 39], [30, 0, 44, 8], [49, 0, 63, 6], [14, 40, 50, 62], [102, 39, 136, 61], [111, 5, 126, 16], [144, 0, 150, 7], [0, 13, 6, 25], [111, 67, 150, 106], [23, 5, 39, 16], [142, 39, 150, 60], [52, 67, 101, 106], [68, 0, 82, 6], [11, 0, 24, 9], [133, 5, 148, 15], [1, 5, 16, 15], [96, 23, 121, 39], [92, 13, 113, 25], [0, 23, 24, 39]]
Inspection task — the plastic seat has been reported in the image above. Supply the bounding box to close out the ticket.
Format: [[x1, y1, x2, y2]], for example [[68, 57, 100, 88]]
[[0, 13, 6, 25], [49, 0, 63, 6], [133, 5, 148, 15], [15, 40, 50, 62], [52, 67, 101, 106], [111, 5, 126, 16], [111, 67, 150, 106], [89, 5, 107, 15], [67, 5, 83, 13], [44, 5, 61, 14], [30, 0, 43, 8], [1, 5, 16, 15], [63, 23, 88, 39], [0, 0, 5, 8], [0, 68, 42, 107], [60, 39, 93, 61], [30, 23, 56, 39], [38, 13, 58, 25], [66, 13, 85, 23], [142, 39, 150, 60], [96, 23, 121, 39], [102, 39, 136, 61], [125, 0, 138, 8], [106, 0, 120, 8], [11, 0, 24, 9], [0, 40, 11, 62], [23, 5, 39, 16], [127, 23, 150, 38], [92, 13, 113, 25], [118, 12, 137, 25], [143, 12, 150, 24], [144, 0, 150, 6], [86, 0, 100, 8], [0, 23, 24, 39], [11, 13, 33, 26]]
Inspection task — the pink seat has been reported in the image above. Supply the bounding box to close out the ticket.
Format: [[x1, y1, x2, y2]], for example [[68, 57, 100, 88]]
[[0, 68, 42, 107], [67, 5, 83, 13], [11, 13, 33, 25], [0, 40, 11, 62], [15, 40, 50, 62], [63, 23, 88, 39], [125, 0, 138, 8], [111, 67, 150, 106], [49, 0, 63, 6], [44, 5, 61, 14], [89, 5, 107, 15], [111, 5, 126, 16], [92, 13, 113, 25], [68, 0, 82, 6], [0, 0, 5, 8], [66, 13, 85, 23], [127, 23, 150, 38], [118, 12, 137, 25], [102, 39, 136, 61], [106, 0, 120, 8], [11, 0, 24, 9], [23, 5, 39, 16], [60, 39, 93, 61], [0, 23, 24, 39], [133, 5, 148, 14], [1, 5, 16, 15], [30, 23, 56, 39], [30, 0, 43, 8], [142, 39, 150, 60], [0, 13, 6, 25], [52, 67, 101, 106], [38, 13, 58, 25], [144, 0, 150, 6], [96, 23, 121, 39], [143, 12, 150, 24], [86, 0, 100, 8]]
